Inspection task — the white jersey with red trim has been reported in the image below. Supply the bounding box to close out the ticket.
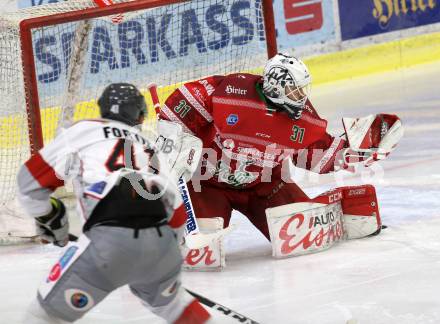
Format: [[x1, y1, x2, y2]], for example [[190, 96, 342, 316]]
[[17, 119, 181, 225], [160, 73, 347, 189]]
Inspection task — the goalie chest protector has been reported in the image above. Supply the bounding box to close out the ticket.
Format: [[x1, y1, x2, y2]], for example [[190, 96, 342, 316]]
[[211, 73, 329, 152]]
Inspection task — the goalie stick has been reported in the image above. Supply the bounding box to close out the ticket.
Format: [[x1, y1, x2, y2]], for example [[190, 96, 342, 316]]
[[186, 289, 260, 324]]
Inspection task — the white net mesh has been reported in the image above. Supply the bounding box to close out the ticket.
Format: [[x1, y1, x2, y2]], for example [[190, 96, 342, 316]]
[[0, 0, 271, 242]]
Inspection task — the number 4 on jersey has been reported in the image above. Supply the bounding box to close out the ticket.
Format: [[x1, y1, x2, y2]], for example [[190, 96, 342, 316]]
[[105, 139, 138, 171]]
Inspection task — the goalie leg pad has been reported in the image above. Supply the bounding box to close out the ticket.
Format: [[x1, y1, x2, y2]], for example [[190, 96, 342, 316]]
[[265, 184, 381, 258], [266, 202, 344, 258], [309, 185, 382, 239], [340, 185, 381, 239], [181, 218, 226, 271]]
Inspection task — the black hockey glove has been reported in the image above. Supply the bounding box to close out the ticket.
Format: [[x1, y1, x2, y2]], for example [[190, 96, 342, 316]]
[[35, 197, 69, 247]]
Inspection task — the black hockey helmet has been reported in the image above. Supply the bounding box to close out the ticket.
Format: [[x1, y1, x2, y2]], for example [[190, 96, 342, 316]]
[[98, 83, 147, 126]]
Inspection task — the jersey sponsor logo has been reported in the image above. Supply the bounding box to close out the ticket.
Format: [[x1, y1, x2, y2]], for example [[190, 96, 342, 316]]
[[226, 114, 239, 125], [157, 136, 174, 154], [255, 132, 271, 138], [328, 191, 343, 203], [225, 85, 247, 95], [39, 237, 91, 299], [380, 121, 389, 139], [178, 178, 197, 234], [303, 103, 313, 114], [87, 181, 107, 195], [65, 289, 95, 311], [347, 188, 366, 197], [71, 292, 89, 308], [48, 264, 61, 282], [187, 148, 195, 166], [192, 87, 206, 103], [236, 146, 275, 162], [60, 246, 78, 267], [214, 160, 258, 187], [161, 281, 179, 297], [47, 246, 78, 282], [222, 138, 235, 149], [198, 79, 215, 95]]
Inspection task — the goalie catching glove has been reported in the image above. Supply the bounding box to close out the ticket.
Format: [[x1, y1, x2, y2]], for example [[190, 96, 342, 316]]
[[341, 114, 404, 168], [35, 197, 69, 247]]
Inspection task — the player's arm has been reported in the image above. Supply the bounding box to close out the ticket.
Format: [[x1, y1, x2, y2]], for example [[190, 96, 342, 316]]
[[159, 76, 222, 137], [297, 132, 347, 174], [16, 130, 75, 246]]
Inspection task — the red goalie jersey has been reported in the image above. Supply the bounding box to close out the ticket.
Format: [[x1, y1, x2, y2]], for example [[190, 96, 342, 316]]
[[160, 73, 346, 190], [159, 54, 402, 244]]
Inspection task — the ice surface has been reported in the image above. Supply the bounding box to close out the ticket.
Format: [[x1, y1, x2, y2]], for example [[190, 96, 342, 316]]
[[1, 61, 440, 324]]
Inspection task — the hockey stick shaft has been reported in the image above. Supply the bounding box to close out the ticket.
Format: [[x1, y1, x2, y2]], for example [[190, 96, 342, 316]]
[[146, 83, 162, 116], [186, 289, 260, 324]]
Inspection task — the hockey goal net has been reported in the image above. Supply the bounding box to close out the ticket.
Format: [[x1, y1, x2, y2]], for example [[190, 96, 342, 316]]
[[0, 0, 277, 243]]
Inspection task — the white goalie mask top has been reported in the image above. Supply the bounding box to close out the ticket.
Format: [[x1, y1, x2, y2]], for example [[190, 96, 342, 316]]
[[262, 53, 311, 119]]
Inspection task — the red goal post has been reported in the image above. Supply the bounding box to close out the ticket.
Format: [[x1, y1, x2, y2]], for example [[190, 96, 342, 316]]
[[0, 0, 277, 242]]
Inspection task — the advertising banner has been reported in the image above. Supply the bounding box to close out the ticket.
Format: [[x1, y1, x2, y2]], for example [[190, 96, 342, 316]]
[[339, 0, 440, 40], [20, 1, 268, 99], [274, 0, 336, 49]]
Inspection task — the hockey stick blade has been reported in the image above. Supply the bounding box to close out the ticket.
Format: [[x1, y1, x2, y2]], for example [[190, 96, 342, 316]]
[[1, 233, 80, 246], [184, 224, 237, 250], [39, 233, 79, 246], [186, 289, 260, 324]]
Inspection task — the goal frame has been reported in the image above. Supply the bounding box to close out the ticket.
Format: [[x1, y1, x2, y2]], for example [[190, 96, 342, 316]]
[[19, 0, 277, 155]]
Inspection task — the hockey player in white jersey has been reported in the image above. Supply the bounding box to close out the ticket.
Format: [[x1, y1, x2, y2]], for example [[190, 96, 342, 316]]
[[17, 83, 211, 323]]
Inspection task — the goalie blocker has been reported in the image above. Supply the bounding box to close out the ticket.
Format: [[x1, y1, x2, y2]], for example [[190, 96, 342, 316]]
[[266, 184, 381, 258]]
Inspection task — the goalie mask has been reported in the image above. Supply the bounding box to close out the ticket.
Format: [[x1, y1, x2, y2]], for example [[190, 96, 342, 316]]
[[98, 83, 147, 126], [262, 53, 311, 120]]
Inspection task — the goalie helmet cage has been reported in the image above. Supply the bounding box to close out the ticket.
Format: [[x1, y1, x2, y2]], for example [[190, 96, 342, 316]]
[[0, 0, 277, 243]]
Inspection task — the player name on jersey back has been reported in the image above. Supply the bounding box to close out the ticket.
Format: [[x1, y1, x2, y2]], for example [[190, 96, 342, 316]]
[[102, 125, 150, 146]]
